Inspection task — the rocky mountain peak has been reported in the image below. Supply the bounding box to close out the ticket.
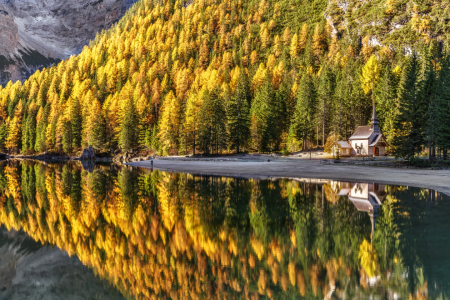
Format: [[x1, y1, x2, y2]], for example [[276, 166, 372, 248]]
[[0, 0, 137, 85]]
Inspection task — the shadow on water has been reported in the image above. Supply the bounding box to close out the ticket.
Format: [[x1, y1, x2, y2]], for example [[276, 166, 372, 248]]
[[0, 159, 449, 299]]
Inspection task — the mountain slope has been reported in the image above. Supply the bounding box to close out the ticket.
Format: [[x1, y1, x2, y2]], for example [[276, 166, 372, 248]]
[[0, 0, 138, 85]]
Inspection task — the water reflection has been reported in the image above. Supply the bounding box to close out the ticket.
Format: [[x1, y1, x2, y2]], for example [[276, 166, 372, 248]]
[[0, 160, 448, 299], [0, 226, 124, 299]]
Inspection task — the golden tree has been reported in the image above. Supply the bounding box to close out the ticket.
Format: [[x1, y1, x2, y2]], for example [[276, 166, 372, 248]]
[[298, 23, 309, 52], [361, 55, 381, 106], [290, 34, 299, 59], [312, 24, 324, 59]]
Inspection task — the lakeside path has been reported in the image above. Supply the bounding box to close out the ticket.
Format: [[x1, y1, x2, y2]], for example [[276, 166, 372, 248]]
[[128, 158, 450, 195]]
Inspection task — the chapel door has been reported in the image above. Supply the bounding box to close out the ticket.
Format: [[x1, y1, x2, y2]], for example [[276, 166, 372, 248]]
[[375, 147, 379, 156]]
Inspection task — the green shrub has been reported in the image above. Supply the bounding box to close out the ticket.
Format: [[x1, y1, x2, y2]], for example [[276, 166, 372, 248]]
[[409, 156, 431, 168]]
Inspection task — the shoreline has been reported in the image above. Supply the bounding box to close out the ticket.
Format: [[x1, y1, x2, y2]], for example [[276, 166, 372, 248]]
[[128, 158, 450, 196]]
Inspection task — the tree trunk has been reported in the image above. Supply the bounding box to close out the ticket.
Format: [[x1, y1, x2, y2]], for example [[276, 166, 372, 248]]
[[429, 144, 432, 161], [316, 125, 318, 147], [322, 111, 325, 146]]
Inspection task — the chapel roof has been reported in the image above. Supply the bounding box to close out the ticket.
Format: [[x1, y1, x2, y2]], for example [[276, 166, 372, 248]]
[[349, 197, 376, 213], [336, 141, 352, 148], [369, 134, 385, 146], [349, 192, 384, 213], [349, 126, 373, 140]]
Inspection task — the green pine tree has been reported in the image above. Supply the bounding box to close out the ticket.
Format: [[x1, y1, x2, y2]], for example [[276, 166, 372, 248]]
[[0, 123, 8, 150], [227, 71, 251, 153], [22, 113, 36, 153], [292, 71, 317, 149], [199, 88, 227, 155], [392, 53, 427, 159], [250, 76, 275, 152], [436, 54, 450, 159], [62, 119, 72, 154], [375, 64, 400, 143], [91, 114, 107, 150], [35, 119, 47, 153], [119, 98, 139, 152], [421, 43, 440, 160], [71, 97, 83, 150], [274, 77, 290, 149], [317, 65, 335, 146]]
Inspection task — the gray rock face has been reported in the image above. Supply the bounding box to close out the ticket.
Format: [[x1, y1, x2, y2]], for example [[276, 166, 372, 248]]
[[0, 0, 137, 85]]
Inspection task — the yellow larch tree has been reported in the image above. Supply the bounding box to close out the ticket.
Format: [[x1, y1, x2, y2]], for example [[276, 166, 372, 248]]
[[158, 91, 181, 155], [298, 23, 309, 52], [184, 90, 204, 155], [290, 34, 299, 59], [282, 27, 291, 46], [5, 101, 24, 153], [361, 55, 381, 106], [151, 78, 162, 119], [312, 24, 324, 59]]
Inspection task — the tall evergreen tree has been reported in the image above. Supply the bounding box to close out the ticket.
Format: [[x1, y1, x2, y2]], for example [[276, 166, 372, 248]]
[[119, 98, 138, 152], [62, 119, 72, 154], [0, 123, 8, 150], [198, 88, 227, 155], [292, 71, 317, 149], [35, 119, 47, 153], [250, 76, 275, 152], [274, 75, 291, 147], [22, 112, 36, 153], [70, 97, 83, 150], [317, 65, 335, 145], [35, 104, 49, 153], [185, 90, 204, 155], [375, 64, 400, 142], [435, 54, 450, 159], [86, 99, 107, 149], [421, 43, 440, 160], [227, 71, 250, 153], [392, 54, 427, 159]]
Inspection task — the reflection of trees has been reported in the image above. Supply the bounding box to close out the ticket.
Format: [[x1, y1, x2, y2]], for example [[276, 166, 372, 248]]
[[0, 160, 446, 299]]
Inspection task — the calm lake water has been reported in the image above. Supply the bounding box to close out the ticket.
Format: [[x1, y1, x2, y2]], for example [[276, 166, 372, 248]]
[[0, 160, 449, 300]]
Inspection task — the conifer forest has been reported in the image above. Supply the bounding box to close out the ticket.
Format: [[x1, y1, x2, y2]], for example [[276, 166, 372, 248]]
[[1, 0, 450, 158]]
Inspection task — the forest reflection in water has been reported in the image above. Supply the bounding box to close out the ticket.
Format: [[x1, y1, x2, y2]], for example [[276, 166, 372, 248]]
[[0, 160, 449, 300]]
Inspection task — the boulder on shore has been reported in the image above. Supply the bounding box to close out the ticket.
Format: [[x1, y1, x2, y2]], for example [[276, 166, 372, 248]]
[[80, 146, 96, 161], [113, 151, 151, 163]]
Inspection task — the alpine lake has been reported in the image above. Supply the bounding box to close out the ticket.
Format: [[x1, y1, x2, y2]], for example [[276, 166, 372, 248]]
[[0, 160, 449, 300]]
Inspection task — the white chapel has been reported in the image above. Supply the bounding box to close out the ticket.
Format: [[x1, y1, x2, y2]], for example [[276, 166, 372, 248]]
[[337, 104, 389, 157]]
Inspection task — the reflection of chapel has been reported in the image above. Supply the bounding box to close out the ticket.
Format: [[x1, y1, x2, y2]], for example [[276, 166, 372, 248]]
[[335, 182, 387, 235], [337, 104, 389, 157]]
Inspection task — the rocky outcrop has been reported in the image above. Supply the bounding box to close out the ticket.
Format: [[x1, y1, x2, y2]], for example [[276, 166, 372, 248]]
[[80, 146, 96, 160], [0, 0, 138, 85], [113, 152, 152, 163]]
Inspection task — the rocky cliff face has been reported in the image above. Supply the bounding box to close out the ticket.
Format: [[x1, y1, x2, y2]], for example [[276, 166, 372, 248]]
[[325, 0, 450, 52], [0, 0, 137, 85]]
